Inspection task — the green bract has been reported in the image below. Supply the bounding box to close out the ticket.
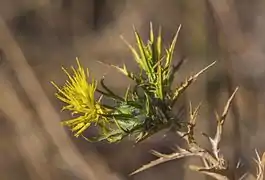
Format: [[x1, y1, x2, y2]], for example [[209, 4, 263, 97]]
[[52, 23, 215, 143]]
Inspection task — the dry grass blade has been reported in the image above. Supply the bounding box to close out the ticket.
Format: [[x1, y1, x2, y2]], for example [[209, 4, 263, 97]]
[[254, 150, 265, 180]]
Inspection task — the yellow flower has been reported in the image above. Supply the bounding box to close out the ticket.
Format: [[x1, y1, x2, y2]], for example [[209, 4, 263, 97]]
[[51, 58, 106, 137]]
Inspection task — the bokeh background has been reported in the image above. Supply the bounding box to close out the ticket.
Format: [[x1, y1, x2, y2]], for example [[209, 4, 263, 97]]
[[1, 0, 265, 180]]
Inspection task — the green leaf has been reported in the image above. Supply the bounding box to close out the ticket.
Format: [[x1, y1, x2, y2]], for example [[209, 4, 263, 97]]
[[120, 35, 145, 70], [165, 25, 181, 69], [133, 27, 154, 80], [156, 26, 162, 63]]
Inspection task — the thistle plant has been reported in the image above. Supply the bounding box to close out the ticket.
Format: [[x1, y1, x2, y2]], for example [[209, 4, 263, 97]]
[[52, 23, 214, 143], [52, 23, 265, 180]]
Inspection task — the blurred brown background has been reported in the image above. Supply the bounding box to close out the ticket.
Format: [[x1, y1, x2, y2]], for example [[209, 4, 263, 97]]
[[1, 0, 265, 180]]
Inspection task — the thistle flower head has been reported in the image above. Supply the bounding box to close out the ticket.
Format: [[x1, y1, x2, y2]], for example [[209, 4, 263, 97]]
[[51, 58, 108, 137]]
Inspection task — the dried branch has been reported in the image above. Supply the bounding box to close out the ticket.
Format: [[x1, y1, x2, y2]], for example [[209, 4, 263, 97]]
[[130, 88, 239, 180], [203, 87, 239, 162]]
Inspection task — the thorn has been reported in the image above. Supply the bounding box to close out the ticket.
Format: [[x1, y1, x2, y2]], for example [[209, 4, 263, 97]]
[[194, 61, 217, 79]]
